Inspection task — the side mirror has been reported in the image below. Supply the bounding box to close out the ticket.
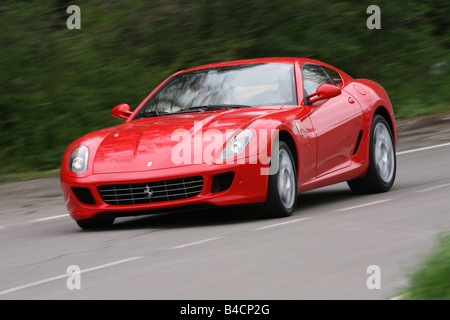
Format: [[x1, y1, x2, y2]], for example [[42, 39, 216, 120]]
[[111, 104, 132, 120], [306, 84, 342, 104]]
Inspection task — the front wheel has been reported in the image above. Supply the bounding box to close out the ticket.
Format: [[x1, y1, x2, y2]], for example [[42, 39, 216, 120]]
[[348, 114, 396, 193], [262, 141, 298, 218]]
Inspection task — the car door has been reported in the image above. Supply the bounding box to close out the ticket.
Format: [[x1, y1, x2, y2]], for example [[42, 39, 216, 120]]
[[302, 64, 363, 177]]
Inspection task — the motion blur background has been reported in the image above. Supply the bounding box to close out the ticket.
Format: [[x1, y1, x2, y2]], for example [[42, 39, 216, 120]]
[[0, 0, 448, 176]]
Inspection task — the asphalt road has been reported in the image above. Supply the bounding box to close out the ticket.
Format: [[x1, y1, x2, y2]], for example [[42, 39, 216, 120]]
[[0, 113, 449, 300]]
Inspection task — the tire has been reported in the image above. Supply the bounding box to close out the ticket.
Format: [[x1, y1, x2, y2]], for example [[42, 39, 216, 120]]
[[262, 141, 298, 218], [75, 216, 115, 230], [347, 114, 396, 193]]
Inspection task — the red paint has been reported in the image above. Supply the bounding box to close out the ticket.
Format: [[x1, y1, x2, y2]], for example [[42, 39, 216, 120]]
[[60, 57, 396, 222], [111, 103, 132, 120], [353, 84, 367, 95]]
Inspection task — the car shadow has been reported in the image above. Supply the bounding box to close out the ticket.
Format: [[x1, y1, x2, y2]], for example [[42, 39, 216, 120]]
[[102, 185, 357, 231], [108, 205, 262, 231], [297, 188, 356, 210]]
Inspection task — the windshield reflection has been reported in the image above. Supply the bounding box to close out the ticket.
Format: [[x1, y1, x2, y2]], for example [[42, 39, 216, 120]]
[[134, 63, 296, 119]]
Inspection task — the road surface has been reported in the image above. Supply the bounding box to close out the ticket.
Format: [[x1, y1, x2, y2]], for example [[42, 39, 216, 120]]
[[0, 113, 449, 300]]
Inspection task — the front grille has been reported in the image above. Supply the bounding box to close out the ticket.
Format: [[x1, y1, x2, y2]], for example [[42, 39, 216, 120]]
[[98, 176, 203, 206]]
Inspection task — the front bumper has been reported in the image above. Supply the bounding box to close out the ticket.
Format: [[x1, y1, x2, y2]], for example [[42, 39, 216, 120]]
[[61, 162, 269, 221]]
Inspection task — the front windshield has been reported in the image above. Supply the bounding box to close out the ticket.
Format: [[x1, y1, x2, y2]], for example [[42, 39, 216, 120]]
[[134, 63, 296, 119]]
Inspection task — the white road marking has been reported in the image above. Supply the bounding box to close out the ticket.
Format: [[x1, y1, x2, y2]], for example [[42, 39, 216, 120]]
[[33, 214, 69, 222], [256, 217, 311, 230], [0, 256, 144, 296], [0, 214, 69, 230], [170, 237, 222, 249], [75, 256, 144, 273], [336, 199, 392, 212], [416, 182, 450, 193], [396, 142, 450, 155]]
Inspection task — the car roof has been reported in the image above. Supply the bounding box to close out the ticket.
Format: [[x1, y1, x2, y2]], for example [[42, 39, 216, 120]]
[[182, 57, 323, 72]]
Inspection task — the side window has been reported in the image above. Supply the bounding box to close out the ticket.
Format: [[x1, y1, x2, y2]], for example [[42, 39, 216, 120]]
[[302, 64, 335, 105], [323, 67, 343, 88]]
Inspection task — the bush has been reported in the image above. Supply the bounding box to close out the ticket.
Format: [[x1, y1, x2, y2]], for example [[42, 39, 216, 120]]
[[1, 0, 449, 173], [400, 233, 450, 300]]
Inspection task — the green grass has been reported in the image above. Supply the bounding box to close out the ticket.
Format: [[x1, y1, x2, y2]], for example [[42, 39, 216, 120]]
[[398, 233, 450, 300], [395, 103, 450, 120], [0, 169, 60, 184]]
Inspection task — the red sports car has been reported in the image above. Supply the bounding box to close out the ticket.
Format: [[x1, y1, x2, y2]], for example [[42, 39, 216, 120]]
[[60, 57, 396, 229]]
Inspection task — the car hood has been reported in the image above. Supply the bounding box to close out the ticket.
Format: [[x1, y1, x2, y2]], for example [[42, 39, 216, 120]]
[[93, 107, 283, 174]]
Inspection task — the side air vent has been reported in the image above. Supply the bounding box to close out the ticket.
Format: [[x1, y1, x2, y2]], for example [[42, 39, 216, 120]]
[[353, 130, 363, 155]]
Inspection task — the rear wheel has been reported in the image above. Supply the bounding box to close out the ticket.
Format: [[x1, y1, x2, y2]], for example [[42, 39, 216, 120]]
[[347, 114, 396, 193], [75, 216, 115, 230], [262, 141, 297, 218]]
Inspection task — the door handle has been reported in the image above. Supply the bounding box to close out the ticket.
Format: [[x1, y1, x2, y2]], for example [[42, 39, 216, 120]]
[[348, 97, 355, 104]]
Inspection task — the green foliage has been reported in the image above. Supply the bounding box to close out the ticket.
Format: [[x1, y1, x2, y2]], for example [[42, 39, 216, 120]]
[[400, 233, 450, 300], [0, 0, 449, 173]]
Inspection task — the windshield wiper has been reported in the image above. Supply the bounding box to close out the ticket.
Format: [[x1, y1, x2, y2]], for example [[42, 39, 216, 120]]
[[188, 104, 251, 110], [171, 108, 207, 114], [135, 104, 250, 119], [168, 104, 251, 115], [134, 110, 170, 119]]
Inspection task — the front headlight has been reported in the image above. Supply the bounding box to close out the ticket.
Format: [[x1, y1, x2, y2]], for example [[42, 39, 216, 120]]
[[69, 145, 89, 173], [219, 129, 254, 159]]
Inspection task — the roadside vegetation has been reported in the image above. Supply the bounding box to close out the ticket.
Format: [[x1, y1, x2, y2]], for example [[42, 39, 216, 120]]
[[1, 0, 449, 174], [399, 233, 450, 300]]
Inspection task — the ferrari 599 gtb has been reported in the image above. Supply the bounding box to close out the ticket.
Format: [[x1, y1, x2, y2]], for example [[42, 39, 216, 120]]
[[60, 57, 396, 229]]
